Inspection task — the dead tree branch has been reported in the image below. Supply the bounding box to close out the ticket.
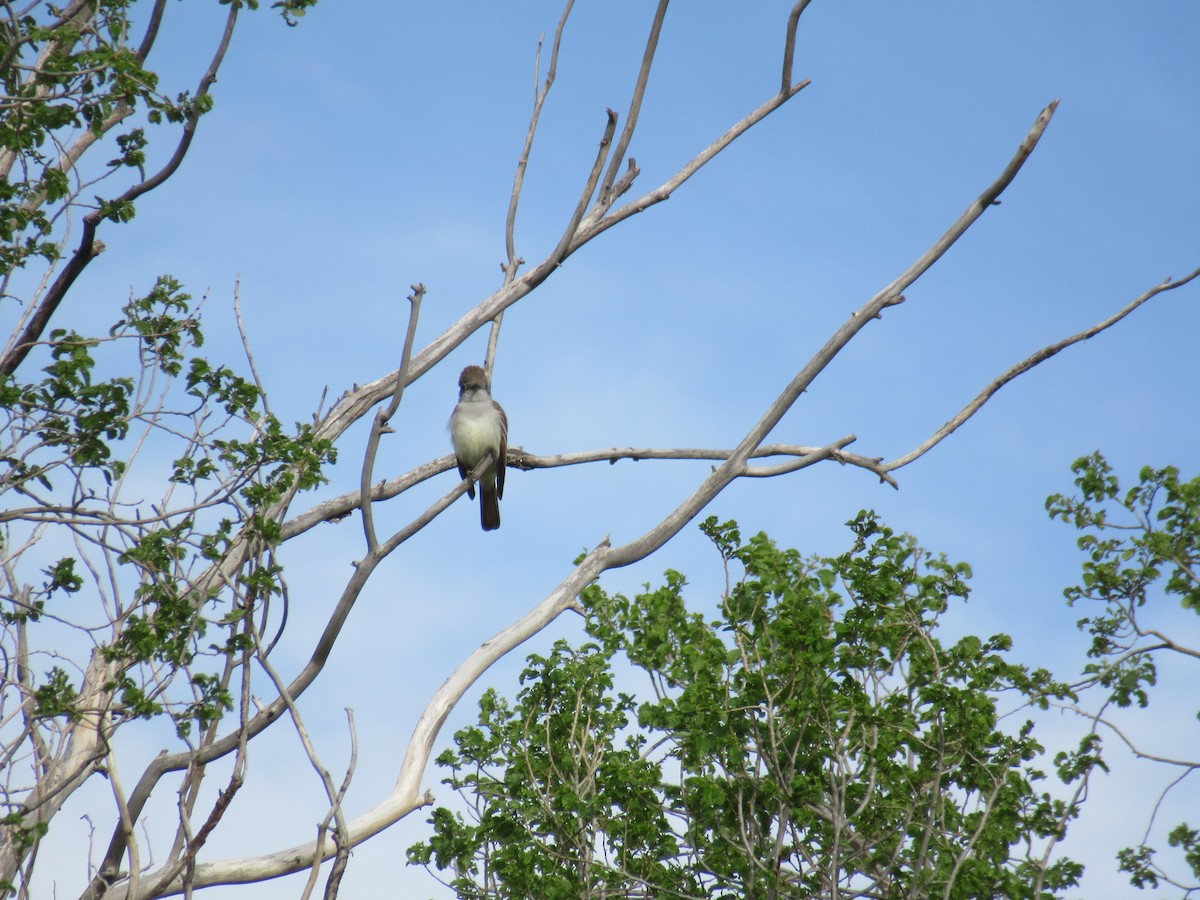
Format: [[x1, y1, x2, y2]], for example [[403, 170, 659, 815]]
[[884, 265, 1200, 471]]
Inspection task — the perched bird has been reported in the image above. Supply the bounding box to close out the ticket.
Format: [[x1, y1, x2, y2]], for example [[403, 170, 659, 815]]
[[449, 364, 508, 531]]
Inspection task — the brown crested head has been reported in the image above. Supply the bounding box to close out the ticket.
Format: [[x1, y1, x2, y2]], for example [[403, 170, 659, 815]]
[[458, 365, 489, 391]]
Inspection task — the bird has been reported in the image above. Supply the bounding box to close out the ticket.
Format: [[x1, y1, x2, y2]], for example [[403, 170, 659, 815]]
[[449, 364, 508, 531]]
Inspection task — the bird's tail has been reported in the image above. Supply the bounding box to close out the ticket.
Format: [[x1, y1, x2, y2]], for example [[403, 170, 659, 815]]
[[480, 487, 500, 531]]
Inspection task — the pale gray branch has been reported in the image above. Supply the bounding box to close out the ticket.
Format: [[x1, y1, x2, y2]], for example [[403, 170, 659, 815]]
[[1077, 708, 1199, 770], [504, 1, 574, 278], [596, 0, 668, 212], [781, 0, 815, 95], [885, 264, 1200, 472], [278, 441, 893, 544], [358, 284, 424, 551], [577, 78, 810, 242], [489, 2, 576, 375]]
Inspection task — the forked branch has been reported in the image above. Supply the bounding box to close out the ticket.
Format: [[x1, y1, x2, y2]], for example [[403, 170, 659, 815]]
[[596, 0, 668, 212]]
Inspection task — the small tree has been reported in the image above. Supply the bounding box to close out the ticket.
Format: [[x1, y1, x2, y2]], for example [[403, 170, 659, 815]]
[[411, 513, 1091, 898]]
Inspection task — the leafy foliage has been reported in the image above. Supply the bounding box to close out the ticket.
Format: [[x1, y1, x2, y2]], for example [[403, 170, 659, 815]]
[[0, 0, 333, 889], [1047, 453, 1200, 893], [410, 513, 1089, 898]]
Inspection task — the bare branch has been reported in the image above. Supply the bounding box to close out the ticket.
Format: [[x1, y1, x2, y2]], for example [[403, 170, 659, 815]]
[[781, 0, 815, 95], [504, 1, 575, 278], [488, 3, 576, 376], [134, 0, 169, 62], [280, 458, 447, 541], [278, 441, 894, 545], [511, 442, 891, 483], [547, 107, 619, 268], [233, 279, 270, 419], [1079, 708, 1198, 770], [577, 78, 810, 242], [321, 711, 358, 900], [596, 0, 668, 212], [596, 102, 1060, 567], [249, 630, 353, 900], [358, 285, 424, 550], [884, 264, 1200, 472]]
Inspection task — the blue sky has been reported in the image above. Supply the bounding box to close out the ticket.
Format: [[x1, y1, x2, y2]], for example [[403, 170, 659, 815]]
[[39, 2, 1200, 897]]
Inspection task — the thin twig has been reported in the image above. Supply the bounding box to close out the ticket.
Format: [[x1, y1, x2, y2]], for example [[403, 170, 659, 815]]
[[359, 284, 424, 550], [233, 278, 270, 419], [321, 710, 358, 900], [577, 78, 810, 241], [251, 629, 353, 899], [505, 2, 574, 279], [596, 0, 668, 211], [547, 108, 619, 268], [488, 6, 575, 376]]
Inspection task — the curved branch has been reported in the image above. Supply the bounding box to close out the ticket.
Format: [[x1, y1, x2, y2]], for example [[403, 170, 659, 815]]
[[884, 264, 1200, 472], [1076, 707, 1199, 770], [781, 0, 815, 95], [135, 0, 169, 62]]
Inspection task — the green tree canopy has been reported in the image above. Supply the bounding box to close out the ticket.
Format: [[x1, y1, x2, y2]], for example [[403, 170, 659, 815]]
[[411, 513, 1092, 898], [412, 456, 1200, 898]]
